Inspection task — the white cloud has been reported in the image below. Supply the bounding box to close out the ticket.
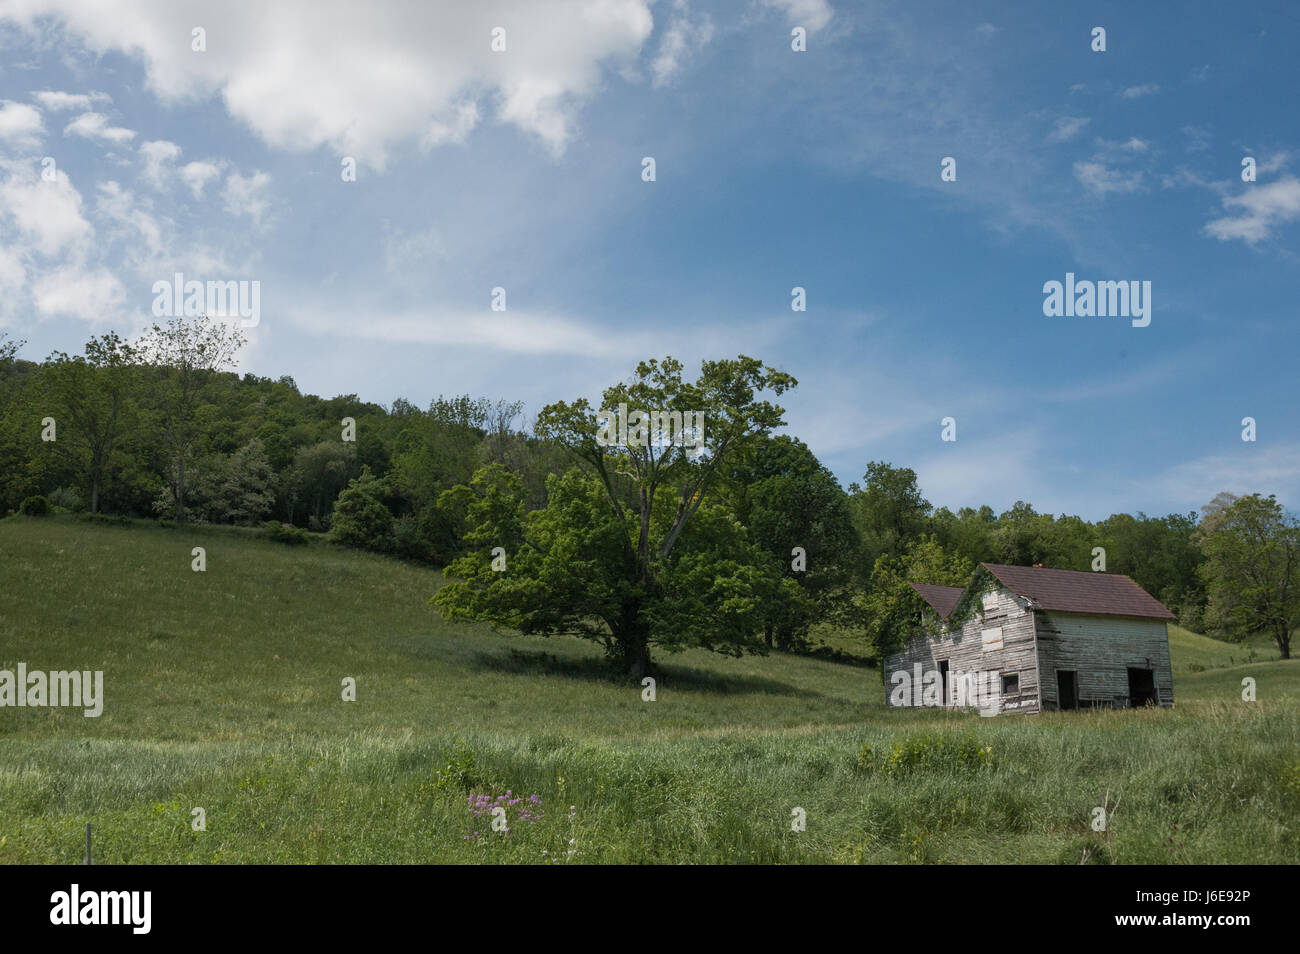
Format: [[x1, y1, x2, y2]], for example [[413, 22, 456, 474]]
[[652, 1, 714, 87], [0, 245, 25, 295], [64, 111, 135, 144], [1120, 83, 1160, 99], [1146, 443, 1300, 512], [758, 0, 833, 33], [95, 180, 163, 259], [221, 170, 271, 224], [139, 139, 182, 189], [1047, 116, 1089, 143], [31, 264, 125, 319], [975, 23, 998, 36], [1204, 176, 1300, 244], [0, 159, 93, 255], [179, 160, 222, 198], [420, 101, 480, 151], [1, 0, 657, 166], [1074, 160, 1142, 196], [0, 99, 44, 149], [30, 90, 110, 112]]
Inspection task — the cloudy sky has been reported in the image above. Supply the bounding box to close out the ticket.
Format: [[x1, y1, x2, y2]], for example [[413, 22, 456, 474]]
[[1, 0, 1297, 519]]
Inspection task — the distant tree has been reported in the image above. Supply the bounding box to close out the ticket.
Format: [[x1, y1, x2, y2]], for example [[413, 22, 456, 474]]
[[331, 467, 395, 551], [729, 435, 861, 650], [1199, 493, 1298, 659], [205, 438, 276, 524], [136, 316, 245, 521], [849, 461, 931, 566], [861, 535, 975, 661], [37, 333, 137, 513]]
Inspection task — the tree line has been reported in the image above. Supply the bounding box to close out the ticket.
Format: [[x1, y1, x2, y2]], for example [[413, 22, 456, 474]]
[[1, 322, 1294, 670]]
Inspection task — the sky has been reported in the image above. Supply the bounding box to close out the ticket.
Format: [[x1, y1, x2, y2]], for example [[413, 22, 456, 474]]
[[0, 0, 1297, 521]]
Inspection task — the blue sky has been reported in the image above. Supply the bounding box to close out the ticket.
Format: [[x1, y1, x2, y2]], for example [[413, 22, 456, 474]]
[[1, 0, 1298, 520]]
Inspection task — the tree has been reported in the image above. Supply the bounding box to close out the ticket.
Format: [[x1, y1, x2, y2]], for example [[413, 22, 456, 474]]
[[861, 535, 975, 662], [203, 438, 276, 524], [849, 461, 931, 567], [331, 467, 395, 551], [136, 316, 245, 521], [37, 333, 137, 513], [728, 435, 861, 650], [1199, 493, 1298, 659], [435, 355, 796, 675]]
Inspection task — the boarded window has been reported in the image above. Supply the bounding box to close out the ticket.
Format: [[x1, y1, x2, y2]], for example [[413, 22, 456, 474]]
[[981, 591, 999, 613], [981, 626, 1004, 651], [1002, 672, 1019, 695]]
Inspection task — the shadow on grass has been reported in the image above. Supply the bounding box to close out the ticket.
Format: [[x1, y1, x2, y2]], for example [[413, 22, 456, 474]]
[[468, 647, 824, 698]]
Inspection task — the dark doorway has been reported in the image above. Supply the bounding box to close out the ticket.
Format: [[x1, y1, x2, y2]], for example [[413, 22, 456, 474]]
[[938, 660, 950, 706], [1057, 670, 1078, 711], [1128, 668, 1157, 707]]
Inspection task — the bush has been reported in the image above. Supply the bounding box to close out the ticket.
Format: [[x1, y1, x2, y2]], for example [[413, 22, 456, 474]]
[[46, 486, 85, 513], [436, 739, 482, 793], [330, 468, 394, 552], [857, 733, 994, 777], [264, 521, 309, 545], [19, 495, 50, 516]]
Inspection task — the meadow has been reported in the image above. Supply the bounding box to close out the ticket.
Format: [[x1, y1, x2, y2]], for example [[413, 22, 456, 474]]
[[0, 516, 1296, 864]]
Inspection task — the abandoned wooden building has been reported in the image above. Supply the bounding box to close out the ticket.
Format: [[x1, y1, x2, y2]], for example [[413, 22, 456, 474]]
[[884, 562, 1176, 716]]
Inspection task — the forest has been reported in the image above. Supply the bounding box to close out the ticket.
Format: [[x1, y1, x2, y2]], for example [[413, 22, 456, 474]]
[[2, 320, 1294, 670]]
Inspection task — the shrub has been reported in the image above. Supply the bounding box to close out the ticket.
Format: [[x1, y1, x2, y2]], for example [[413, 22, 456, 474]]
[[19, 495, 50, 516], [858, 733, 994, 777], [46, 486, 85, 513], [435, 739, 481, 793], [264, 521, 309, 545], [330, 468, 394, 552]]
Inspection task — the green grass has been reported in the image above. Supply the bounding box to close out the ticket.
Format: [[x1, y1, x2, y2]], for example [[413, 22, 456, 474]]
[[1, 515, 1296, 864]]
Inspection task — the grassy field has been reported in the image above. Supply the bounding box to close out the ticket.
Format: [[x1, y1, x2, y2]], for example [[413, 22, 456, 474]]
[[1, 516, 1296, 864]]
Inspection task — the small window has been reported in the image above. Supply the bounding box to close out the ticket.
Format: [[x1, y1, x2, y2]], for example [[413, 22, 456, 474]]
[[981, 591, 999, 613], [1002, 672, 1020, 695]]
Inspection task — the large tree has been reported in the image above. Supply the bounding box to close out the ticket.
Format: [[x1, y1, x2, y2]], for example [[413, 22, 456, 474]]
[[1199, 493, 1298, 659], [726, 435, 862, 650], [434, 356, 796, 675], [37, 333, 137, 513], [136, 315, 245, 521]]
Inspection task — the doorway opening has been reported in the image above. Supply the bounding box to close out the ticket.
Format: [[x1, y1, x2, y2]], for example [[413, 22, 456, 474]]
[[1128, 668, 1157, 707], [1057, 670, 1078, 711]]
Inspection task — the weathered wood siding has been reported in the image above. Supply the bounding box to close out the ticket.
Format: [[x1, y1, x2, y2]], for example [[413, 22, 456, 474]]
[[883, 585, 1041, 715], [1035, 612, 1174, 709]]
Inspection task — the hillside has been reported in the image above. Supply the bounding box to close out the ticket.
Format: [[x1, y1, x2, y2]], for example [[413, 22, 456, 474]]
[[1, 517, 1296, 864]]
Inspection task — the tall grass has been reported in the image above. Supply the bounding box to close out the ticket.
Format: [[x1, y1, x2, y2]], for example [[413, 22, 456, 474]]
[[1, 517, 1296, 863]]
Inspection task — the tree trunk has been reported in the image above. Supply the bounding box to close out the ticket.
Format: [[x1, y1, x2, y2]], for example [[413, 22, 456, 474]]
[[91, 477, 99, 515], [615, 616, 652, 678], [1278, 624, 1291, 660]]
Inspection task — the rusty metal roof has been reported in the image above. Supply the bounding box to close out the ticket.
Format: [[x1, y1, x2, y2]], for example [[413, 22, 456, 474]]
[[979, 562, 1176, 620]]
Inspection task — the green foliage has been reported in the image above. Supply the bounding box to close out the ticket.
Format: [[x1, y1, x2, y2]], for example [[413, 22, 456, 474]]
[[1199, 493, 1299, 659], [46, 486, 85, 513], [857, 733, 995, 778], [862, 535, 975, 658], [330, 468, 395, 552], [435, 739, 482, 793], [19, 495, 49, 516], [264, 521, 310, 545]]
